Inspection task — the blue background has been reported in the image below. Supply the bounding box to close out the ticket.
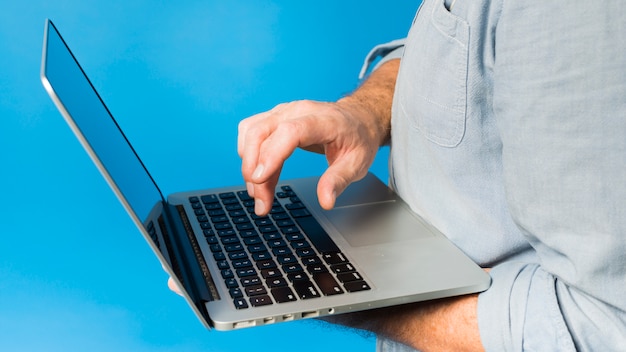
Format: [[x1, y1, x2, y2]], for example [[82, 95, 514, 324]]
[[1, 1, 418, 351]]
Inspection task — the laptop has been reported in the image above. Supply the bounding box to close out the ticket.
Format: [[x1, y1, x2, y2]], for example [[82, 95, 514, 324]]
[[40, 19, 490, 331]]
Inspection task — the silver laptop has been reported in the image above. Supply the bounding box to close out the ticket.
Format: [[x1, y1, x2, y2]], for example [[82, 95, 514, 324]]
[[40, 19, 490, 331]]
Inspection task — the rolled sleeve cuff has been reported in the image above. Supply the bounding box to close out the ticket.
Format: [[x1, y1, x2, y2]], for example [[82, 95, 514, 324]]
[[477, 262, 577, 352], [359, 39, 405, 80]]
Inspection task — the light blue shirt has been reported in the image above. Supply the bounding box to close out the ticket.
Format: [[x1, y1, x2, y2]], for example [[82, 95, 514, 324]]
[[364, 0, 626, 350]]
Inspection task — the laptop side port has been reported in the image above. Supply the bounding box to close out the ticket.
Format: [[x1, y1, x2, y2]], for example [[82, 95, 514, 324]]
[[233, 320, 256, 329], [302, 310, 320, 318]]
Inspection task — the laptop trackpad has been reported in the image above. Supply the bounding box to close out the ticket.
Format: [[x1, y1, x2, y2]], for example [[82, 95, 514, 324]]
[[325, 203, 434, 247]]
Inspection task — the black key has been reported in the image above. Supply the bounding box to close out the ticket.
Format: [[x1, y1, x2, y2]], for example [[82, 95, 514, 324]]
[[219, 192, 236, 199], [268, 239, 287, 248], [240, 276, 261, 287], [301, 256, 322, 266], [201, 194, 218, 204], [272, 247, 292, 256], [296, 248, 315, 257], [344, 280, 371, 292], [225, 203, 243, 211], [213, 252, 226, 261], [237, 190, 252, 201], [322, 251, 348, 265], [217, 260, 230, 269], [285, 202, 304, 210], [271, 213, 290, 221], [218, 229, 236, 237], [337, 272, 364, 283], [260, 268, 282, 279], [248, 244, 267, 253], [205, 202, 222, 210], [221, 236, 240, 245], [234, 298, 248, 309], [285, 233, 305, 242], [206, 235, 218, 244], [256, 259, 277, 270], [232, 216, 250, 224], [331, 263, 356, 274], [225, 278, 239, 288], [275, 219, 295, 227], [290, 240, 311, 250], [232, 259, 253, 269], [289, 208, 311, 218], [240, 229, 259, 238], [255, 218, 273, 227], [229, 209, 247, 217], [228, 251, 247, 260], [306, 264, 328, 274], [250, 295, 273, 307], [245, 285, 267, 296], [222, 198, 240, 205], [266, 277, 288, 288], [282, 264, 303, 273], [236, 223, 255, 231], [263, 232, 282, 241], [292, 280, 321, 299], [288, 272, 307, 282], [189, 196, 200, 203], [271, 287, 297, 303], [229, 287, 244, 298], [313, 272, 344, 296], [244, 236, 263, 246], [259, 225, 278, 233], [252, 251, 272, 261], [225, 244, 244, 252], [277, 254, 297, 265], [236, 268, 257, 278], [196, 215, 208, 223], [214, 223, 232, 230], [293, 216, 339, 253], [211, 215, 228, 223], [280, 226, 300, 234], [209, 208, 226, 218], [210, 244, 222, 253], [221, 269, 234, 279]]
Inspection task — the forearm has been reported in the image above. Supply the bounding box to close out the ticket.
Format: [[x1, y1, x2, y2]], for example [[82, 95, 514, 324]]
[[338, 58, 400, 147], [322, 294, 483, 352]]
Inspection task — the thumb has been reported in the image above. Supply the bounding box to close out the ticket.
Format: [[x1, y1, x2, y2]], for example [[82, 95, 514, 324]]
[[317, 157, 369, 210]]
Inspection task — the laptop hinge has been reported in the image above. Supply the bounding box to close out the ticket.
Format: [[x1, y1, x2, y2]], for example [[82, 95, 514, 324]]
[[163, 203, 220, 304]]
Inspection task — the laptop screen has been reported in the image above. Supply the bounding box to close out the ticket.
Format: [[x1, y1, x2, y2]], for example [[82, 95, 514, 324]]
[[41, 20, 164, 224]]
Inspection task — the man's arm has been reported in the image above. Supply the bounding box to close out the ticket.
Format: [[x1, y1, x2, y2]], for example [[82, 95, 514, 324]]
[[323, 295, 483, 352]]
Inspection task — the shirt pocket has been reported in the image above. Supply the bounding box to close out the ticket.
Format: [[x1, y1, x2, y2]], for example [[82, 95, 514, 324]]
[[396, 0, 470, 147]]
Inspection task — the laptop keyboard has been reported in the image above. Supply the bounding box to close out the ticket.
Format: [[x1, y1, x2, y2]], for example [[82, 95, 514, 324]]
[[188, 185, 370, 309]]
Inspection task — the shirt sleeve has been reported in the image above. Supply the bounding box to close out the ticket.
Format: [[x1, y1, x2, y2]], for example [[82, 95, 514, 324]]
[[358, 39, 405, 80]]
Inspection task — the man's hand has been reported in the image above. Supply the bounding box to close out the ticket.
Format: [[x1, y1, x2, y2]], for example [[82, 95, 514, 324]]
[[238, 59, 400, 215], [238, 99, 380, 214]]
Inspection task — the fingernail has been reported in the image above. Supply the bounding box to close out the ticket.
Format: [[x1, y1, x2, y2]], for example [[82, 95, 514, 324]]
[[254, 199, 266, 215], [252, 164, 265, 180], [246, 182, 255, 197]]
